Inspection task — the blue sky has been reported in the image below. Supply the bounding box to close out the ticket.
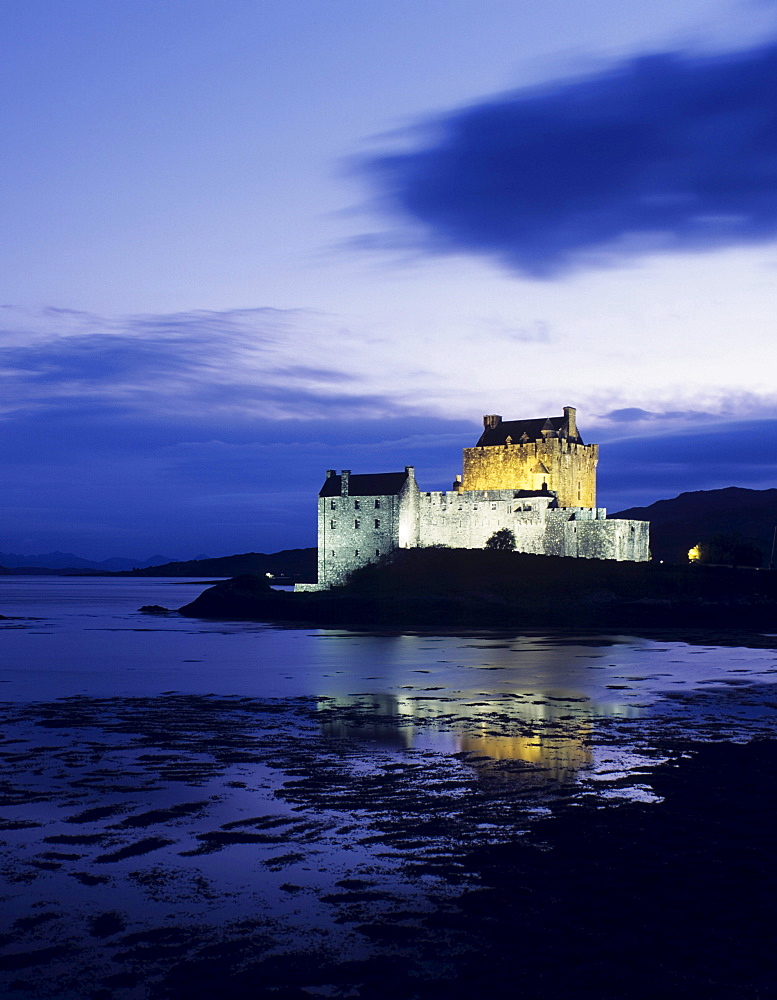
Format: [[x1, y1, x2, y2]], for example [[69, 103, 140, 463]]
[[2, 0, 777, 559]]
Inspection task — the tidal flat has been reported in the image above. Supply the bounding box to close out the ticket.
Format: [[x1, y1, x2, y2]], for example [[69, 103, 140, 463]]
[[1, 578, 776, 999]]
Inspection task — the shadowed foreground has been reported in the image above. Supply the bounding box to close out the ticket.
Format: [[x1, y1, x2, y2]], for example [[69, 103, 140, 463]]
[[178, 549, 777, 629], [1, 722, 773, 1000]]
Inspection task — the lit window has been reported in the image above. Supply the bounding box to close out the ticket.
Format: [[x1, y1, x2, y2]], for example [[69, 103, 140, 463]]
[[354, 519, 360, 529], [374, 519, 380, 528]]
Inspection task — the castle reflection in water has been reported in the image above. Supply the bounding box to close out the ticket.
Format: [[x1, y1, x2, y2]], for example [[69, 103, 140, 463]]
[[317, 689, 640, 785]]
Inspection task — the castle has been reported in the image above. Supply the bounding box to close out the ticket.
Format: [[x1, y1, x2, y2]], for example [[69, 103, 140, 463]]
[[298, 406, 649, 590]]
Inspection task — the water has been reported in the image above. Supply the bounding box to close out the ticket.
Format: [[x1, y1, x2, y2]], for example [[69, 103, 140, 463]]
[[1, 577, 776, 998]]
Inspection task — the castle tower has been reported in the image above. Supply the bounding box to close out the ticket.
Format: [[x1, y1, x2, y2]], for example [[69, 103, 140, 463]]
[[461, 405, 598, 508]]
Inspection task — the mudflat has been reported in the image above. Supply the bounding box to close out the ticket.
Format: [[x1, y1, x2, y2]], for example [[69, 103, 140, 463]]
[[0, 688, 775, 999]]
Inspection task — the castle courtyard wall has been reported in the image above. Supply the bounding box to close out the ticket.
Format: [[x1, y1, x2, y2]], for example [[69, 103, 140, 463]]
[[416, 491, 647, 561]]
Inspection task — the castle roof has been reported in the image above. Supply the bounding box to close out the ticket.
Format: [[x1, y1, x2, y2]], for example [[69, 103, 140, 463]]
[[475, 413, 584, 447], [319, 470, 410, 498]]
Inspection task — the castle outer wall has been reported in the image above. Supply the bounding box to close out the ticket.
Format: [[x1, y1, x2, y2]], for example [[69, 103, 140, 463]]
[[419, 489, 647, 560]]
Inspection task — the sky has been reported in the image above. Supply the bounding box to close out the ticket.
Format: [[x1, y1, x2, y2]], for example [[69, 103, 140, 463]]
[[2, 0, 777, 560]]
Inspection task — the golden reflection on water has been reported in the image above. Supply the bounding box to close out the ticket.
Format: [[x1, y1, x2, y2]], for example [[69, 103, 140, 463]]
[[459, 731, 592, 783], [315, 687, 637, 785]]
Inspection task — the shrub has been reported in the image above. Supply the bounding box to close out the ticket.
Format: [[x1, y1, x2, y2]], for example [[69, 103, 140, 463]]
[[485, 528, 516, 551]]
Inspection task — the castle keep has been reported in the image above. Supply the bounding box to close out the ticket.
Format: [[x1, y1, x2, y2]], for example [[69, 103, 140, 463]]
[[298, 407, 649, 590], [463, 406, 597, 507]]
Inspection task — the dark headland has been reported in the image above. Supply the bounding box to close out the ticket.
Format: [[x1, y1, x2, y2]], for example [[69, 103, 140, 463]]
[[176, 548, 777, 631]]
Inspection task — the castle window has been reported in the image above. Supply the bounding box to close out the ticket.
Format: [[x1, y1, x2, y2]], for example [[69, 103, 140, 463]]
[[355, 549, 359, 556], [330, 500, 336, 509], [354, 519, 360, 529], [354, 500, 360, 509], [375, 548, 380, 557], [330, 520, 336, 529], [374, 519, 380, 528], [375, 499, 381, 509]]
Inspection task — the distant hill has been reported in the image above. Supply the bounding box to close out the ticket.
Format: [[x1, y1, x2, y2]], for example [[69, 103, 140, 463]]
[[0, 548, 316, 579], [0, 551, 175, 572], [612, 487, 777, 564], [124, 548, 317, 582]]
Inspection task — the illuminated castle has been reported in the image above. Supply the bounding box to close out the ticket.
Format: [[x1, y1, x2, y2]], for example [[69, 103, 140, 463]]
[[298, 406, 649, 590]]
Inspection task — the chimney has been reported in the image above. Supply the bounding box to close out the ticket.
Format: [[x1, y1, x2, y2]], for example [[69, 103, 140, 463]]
[[341, 470, 350, 496], [483, 414, 502, 430], [325, 469, 335, 479], [563, 406, 577, 439], [452, 474, 463, 493], [405, 465, 415, 481]]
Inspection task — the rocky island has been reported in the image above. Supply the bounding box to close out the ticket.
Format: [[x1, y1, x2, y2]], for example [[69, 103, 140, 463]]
[[176, 548, 777, 631]]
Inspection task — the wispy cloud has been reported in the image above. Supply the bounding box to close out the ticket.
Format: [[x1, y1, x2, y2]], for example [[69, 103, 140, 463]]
[[0, 306, 410, 421], [360, 42, 777, 276]]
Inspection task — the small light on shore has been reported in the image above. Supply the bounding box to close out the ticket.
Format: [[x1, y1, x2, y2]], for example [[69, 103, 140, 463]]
[[688, 545, 701, 562]]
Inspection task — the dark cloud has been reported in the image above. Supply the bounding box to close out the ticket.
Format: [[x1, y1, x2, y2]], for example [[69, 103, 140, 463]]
[[1, 346, 775, 556], [598, 407, 717, 424], [0, 306, 472, 557], [0, 402, 472, 559], [3, 306, 775, 558], [362, 43, 777, 274], [601, 419, 777, 510]]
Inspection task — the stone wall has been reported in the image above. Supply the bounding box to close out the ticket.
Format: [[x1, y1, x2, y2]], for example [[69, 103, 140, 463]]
[[418, 490, 551, 552], [462, 439, 598, 508], [415, 490, 648, 561], [315, 471, 420, 587], [317, 491, 402, 586], [306, 487, 650, 590]]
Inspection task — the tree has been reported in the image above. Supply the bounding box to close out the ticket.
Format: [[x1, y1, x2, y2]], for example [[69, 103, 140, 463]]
[[695, 533, 763, 568], [485, 528, 516, 551]]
